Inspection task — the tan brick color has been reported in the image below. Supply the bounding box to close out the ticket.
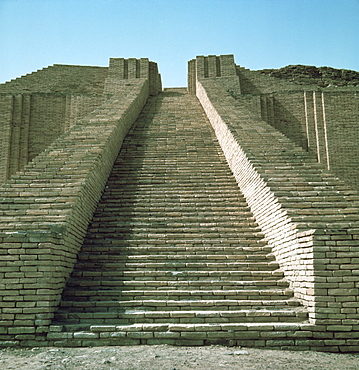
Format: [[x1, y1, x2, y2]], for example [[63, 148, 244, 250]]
[[0, 55, 359, 351]]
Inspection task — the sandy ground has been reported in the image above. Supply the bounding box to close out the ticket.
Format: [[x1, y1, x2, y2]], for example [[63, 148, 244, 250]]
[[0, 345, 359, 370]]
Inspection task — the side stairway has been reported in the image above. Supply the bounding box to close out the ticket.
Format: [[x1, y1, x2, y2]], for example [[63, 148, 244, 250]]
[[48, 88, 309, 347]]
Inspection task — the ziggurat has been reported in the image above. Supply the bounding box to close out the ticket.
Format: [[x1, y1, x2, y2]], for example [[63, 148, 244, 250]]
[[0, 55, 359, 351]]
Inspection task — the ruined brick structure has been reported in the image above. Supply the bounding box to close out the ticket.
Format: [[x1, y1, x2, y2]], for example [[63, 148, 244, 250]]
[[0, 55, 358, 351]]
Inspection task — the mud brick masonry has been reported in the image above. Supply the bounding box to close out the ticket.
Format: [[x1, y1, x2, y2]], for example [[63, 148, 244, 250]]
[[0, 55, 359, 351]]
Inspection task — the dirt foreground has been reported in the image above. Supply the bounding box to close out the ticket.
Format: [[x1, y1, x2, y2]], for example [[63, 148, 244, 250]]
[[1, 345, 359, 370]]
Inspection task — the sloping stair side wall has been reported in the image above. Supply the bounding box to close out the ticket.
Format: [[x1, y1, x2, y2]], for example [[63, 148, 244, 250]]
[[0, 59, 162, 185], [0, 64, 111, 184], [0, 59, 161, 347], [0, 92, 107, 184], [190, 55, 359, 352]]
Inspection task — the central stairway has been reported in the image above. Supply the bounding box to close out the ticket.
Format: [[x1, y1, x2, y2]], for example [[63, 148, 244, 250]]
[[49, 88, 308, 346]]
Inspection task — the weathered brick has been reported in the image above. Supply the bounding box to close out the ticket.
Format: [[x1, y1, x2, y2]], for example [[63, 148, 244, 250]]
[[1, 54, 359, 352]]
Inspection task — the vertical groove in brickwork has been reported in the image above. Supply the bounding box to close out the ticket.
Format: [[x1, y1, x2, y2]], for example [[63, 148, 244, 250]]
[[136, 59, 140, 78], [203, 57, 209, 78], [313, 91, 321, 164], [0, 94, 13, 183], [19, 94, 31, 169], [267, 96, 275, 128], [313, 91, 330, 168], [64, 95, 72, 131], [260, 96, 267, 122], [304, 91, 317, 156], [119, 58, 125, 79], [9, 94, 22, 176], [304, 91, 310, 152], [321, 92, 330, 170], [216, 56, 221, 77], [124, 59, 128, 79], [262, 95, 272, 126]]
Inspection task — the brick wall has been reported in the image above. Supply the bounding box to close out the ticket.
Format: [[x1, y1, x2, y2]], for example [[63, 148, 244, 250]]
[[105, 58, 162, 96], [234, 66, 359, 193], [0, 56, 161, 345], [265, 92, 308, 150], [315, 92, 359, 190], [237, 67, 315, 94], [29, 93, 107, 160], [64, 94, 108, 131], [28, 94, 67, 163], [0, 93, 106, 183], [262, 91, 359, 192], [188, 55, 240, 95], [0, 62, 114, 184], [193, 55, 359, 351], [0, 65, 108, 94]]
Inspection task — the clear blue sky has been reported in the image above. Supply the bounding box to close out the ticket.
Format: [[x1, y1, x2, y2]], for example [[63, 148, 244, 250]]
[[0, 0, 358, 87]]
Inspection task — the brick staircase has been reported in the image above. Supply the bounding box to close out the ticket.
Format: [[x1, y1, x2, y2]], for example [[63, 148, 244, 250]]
[[48, 88, 308, 346]]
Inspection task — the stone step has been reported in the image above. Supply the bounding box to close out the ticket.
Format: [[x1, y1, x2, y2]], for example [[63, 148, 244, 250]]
[[109, 172, 237, 178], [83, 235, 266, 243], [89, 215, 263, 224], [72, 261, 279, 271], [105, 180, 240, 186], [93, 210, 254, 217], [79, 245, 272, 254], [58, 298, 301, 310], [99, 189, 246, 196], [90, 212, 257, 219], [46, 322, 312, 347], [97, 196, 249, 203], [61, 288, 294, 301], [110, 170, 234, 175], [91, 206, 253, 214], [89, 211, 256, 218], [53, 308, 308, 325], [70, 270, 285, 280], [108, 170, 237, 176], [104, 178, 243, 185], [82, 239, 268, 248], [85, 226, 262, 235], [75, 254, 274, 263], [65, 279, 289, 289], [91, 208, 255, 215]]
